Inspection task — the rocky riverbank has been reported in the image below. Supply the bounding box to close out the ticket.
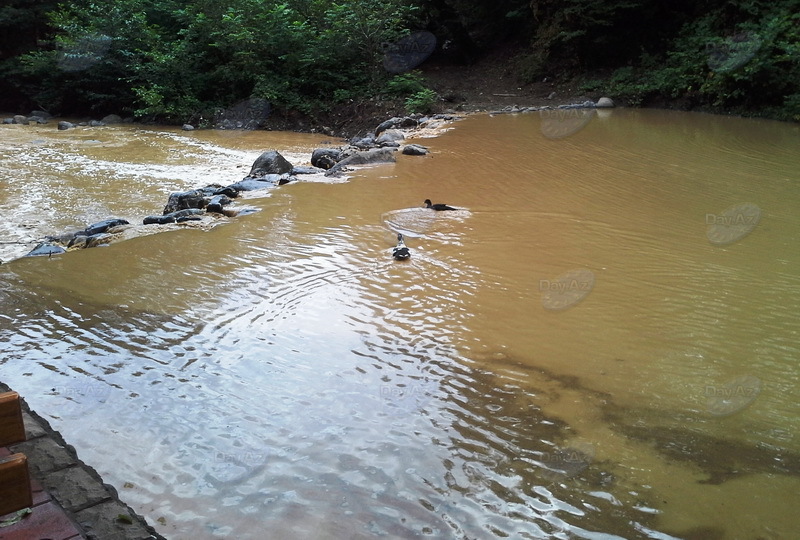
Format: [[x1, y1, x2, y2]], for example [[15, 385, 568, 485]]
[[1, 112, 467, 264], [2, 93, 615, 264]]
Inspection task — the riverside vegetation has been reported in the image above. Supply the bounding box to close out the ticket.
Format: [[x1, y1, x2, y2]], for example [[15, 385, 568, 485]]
[[0, 0, 797, 125]]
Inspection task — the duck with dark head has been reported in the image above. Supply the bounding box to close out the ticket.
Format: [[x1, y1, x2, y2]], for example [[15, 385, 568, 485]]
[[424, 199, 456, 211]]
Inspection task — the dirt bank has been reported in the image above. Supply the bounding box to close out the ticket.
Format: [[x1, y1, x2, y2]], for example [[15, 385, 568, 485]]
[[260, 46, 593, 138]]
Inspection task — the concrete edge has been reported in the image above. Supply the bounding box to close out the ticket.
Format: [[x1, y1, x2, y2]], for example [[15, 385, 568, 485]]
[[1, 381, 166, 540]]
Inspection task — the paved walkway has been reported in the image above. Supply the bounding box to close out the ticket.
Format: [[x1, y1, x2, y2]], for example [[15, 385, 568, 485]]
[[0, 383, 164, 540]]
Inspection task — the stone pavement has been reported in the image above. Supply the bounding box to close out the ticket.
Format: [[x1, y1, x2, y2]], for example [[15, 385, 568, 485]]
[[0, 383, 164, 540]]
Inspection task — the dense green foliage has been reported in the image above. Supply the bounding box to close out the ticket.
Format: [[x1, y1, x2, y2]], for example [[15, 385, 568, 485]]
[[1, 0, 421, 121], [0, 0, 797, 121], [572, 1, 800, 121]]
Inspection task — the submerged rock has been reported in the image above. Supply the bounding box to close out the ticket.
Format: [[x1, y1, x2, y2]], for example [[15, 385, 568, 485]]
[[26, 243, 66, 257], [143, 208, 205, 225], [291, 165, 325, 175], [402, 144, 429, 156], [226, 174, 288, 192]]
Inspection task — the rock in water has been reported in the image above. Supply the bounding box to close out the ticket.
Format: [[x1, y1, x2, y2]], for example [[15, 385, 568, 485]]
[[248, 150, 293, 177], [402, 144, 429, 156], [206, 194, 231, 213], [143, 208, 205, 225], [376, 129, 405, 146], [375, 116, 418, 136], [84, 218, 129, 236], [310, 148, 342, 169], [26, 243, 66, 257], [596, 97, 615, 108], [162, 190, 207, 214], [325, 148, 397, 176]]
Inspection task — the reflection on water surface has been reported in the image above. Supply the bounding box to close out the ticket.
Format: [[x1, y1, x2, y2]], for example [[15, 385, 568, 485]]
[[1, 110, 799, 539]]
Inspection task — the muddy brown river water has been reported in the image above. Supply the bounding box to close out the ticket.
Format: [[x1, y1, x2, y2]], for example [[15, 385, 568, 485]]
[[1, 109, 799, 539]]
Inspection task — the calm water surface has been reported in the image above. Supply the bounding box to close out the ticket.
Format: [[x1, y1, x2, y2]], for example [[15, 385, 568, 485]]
[[1, 110, 799, 539]]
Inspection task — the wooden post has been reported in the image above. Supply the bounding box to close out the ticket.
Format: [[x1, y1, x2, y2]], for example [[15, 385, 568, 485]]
[[0, 392, 26, 446], [0, 454, 33, 516]]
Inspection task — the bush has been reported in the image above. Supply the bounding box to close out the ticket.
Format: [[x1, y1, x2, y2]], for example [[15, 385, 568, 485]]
[[385, 72, 427, 97], [405, 89, 438, 114]]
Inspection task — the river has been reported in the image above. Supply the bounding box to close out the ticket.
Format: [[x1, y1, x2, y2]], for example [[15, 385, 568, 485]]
[[1, 109, 798, 539]]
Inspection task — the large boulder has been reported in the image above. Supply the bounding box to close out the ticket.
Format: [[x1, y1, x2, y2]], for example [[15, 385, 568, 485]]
[[247, 150, 293, 177], [596, 97, 615, 108], [376, 129, 405, 146], [325, 148, 397, 176], [375, 116, 418, 136], [350, 136, 376, 149], [402, 144, 429, 156], [163, 189, 209, 214], [101, 114, 123, 124], [310, 148, 343, 169]]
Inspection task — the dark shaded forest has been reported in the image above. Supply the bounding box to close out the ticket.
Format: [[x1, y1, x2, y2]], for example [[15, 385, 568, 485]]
[[1, 0, 797, 124]]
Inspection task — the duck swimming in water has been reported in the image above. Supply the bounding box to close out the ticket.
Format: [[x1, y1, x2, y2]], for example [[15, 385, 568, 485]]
[[392, 234, 411, 260], [424, 199, 457, 211]]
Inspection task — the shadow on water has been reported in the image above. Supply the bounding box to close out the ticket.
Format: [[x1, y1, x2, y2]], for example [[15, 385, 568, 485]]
[[480, 349, 800, 484], [603, 408, 800, 485]]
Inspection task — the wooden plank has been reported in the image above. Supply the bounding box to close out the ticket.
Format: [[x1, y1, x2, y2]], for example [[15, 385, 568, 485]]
[[0, 453, 33, 516], [0, 391, 27, 447]]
